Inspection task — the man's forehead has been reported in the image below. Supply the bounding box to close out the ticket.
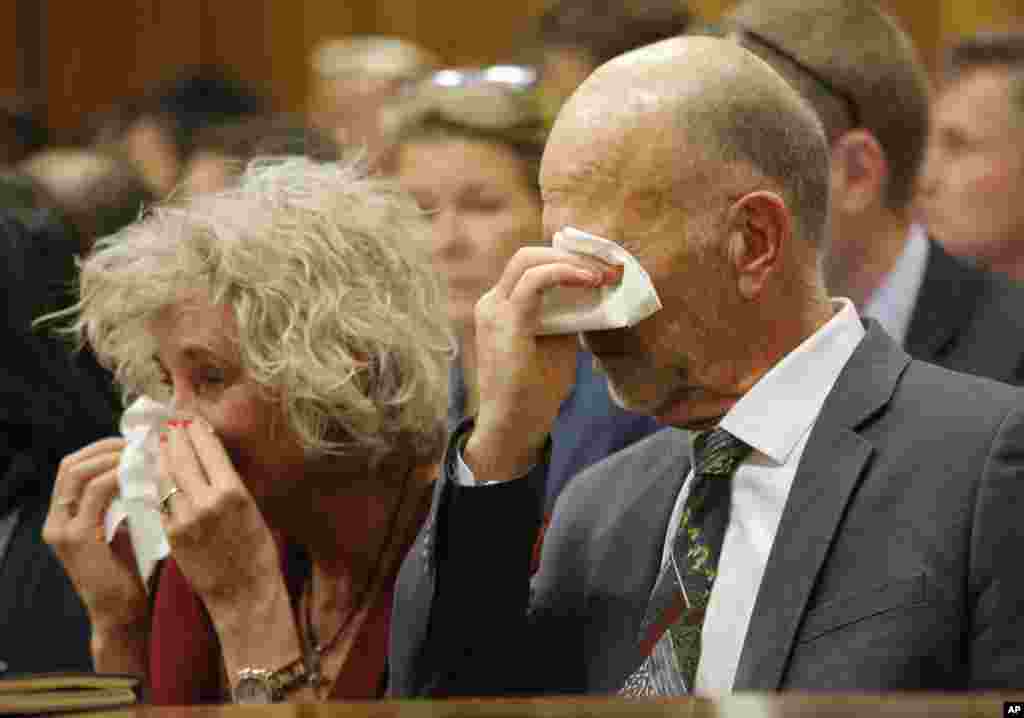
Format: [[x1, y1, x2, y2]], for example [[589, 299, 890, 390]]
[[540, 147, 619, 194]]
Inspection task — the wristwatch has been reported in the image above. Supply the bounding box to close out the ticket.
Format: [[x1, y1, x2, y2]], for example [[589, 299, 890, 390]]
[[232, 657, 309, 704]]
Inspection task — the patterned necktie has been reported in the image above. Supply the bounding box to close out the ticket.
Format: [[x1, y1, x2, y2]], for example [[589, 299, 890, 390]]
[[622, 428, 753, 695]]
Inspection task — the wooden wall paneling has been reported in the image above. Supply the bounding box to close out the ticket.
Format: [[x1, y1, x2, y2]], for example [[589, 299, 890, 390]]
[[265, 1, 362, 116], [1, 2, 22, 97], [943, 0, 1024, 39], [373, 0, 548, 67], [199, 0, 276, 110], [878, 1, 941, 70], [42, 0, 205, 138]]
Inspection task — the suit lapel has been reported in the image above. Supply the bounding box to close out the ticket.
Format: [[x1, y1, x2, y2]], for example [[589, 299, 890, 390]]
[[732, 322, 910, 690], [904, 239, 984, 362]]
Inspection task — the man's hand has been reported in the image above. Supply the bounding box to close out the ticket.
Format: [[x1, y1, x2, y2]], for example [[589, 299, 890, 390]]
[[466, 247, 623, 482]]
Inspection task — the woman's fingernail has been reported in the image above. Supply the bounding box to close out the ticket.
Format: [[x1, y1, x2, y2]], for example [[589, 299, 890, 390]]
[[159, 434, 168, 444], [180, 419, 193, 428]]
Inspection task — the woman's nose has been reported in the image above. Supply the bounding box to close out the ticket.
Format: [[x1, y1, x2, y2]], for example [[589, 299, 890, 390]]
[[434, 207, 470, 258], [168, 381, 195, 415]]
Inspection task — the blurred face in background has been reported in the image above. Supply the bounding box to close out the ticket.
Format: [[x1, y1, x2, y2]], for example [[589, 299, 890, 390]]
[[123, 116, 181, 199], [181, 151, 236, 196], [394, 137, 543, 332], [310, 73, 404, 161], [918, 66, 1024, 270]]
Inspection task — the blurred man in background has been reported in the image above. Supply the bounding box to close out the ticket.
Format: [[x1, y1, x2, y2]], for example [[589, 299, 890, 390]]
[[180, 114, 340, 196], [91, 69, 269, 198], [1, 101, 49, 166], [529, 0, 693, 124], [918, 31, 1024, 282], [308, 35, 439, 164], [727, 0, 1024, 385], [21, 148, 154, 254]]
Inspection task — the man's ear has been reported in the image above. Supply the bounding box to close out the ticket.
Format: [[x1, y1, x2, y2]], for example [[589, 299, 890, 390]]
[[726, 191, 790, 300], [830, 129, 888, 213]]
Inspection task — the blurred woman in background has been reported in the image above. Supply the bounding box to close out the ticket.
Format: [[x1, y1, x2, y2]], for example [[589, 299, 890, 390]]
[[383, 67, 660, 510]]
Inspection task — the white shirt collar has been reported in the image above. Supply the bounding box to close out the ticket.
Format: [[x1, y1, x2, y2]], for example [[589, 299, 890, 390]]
[[713, 299, 865, 466], [862, 223, 930, 345]]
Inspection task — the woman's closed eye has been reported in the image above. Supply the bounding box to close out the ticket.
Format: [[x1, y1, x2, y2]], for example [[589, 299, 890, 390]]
[[459, 190, 505, 214], [197, 366, 227, 388], [153, 362, 229, 396]]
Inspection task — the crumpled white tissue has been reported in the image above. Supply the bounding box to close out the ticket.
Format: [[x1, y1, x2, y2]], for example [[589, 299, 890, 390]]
[[103, 396, 172, 586], [536, 226, 663, 335]]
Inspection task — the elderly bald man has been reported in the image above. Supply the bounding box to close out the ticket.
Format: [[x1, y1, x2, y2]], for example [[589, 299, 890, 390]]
[[389, 36, 1024, 696]]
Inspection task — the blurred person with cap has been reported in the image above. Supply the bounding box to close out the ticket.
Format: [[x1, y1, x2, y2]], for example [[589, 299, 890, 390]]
[[725, 0, 1024, 385], [918, 31, 1024, 282]]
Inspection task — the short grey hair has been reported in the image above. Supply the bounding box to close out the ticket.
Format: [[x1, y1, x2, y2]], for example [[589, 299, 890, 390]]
[[681, 51, 832, 250], [71, 157, 453, 466], [726, 0, 931, 212]]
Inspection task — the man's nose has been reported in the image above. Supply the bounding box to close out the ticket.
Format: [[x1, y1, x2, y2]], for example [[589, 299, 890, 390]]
[[917, 147, 941, 197]]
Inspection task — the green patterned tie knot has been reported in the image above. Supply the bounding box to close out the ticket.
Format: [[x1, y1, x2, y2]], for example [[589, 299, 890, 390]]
[[692, 429, 753, 478]]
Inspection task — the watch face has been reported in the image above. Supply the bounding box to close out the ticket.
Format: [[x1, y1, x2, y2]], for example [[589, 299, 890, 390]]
[[234, 675, 274, 704]]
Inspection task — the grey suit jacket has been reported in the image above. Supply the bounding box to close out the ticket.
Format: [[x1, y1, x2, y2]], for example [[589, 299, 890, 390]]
[[389, 322, 1024, 695]]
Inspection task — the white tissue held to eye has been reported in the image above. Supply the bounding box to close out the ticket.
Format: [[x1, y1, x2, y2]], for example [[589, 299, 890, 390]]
[[535, 226, 663, 336], [103, 396, 173, 587]]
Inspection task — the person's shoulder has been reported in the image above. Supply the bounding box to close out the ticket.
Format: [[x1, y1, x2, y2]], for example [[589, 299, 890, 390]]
[[897, 357, 1024, 429], [932, 241, 1024, 323], [552, 427, 684, 519]]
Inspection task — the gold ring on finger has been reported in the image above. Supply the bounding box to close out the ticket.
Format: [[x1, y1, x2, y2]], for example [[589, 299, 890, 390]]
[[159, 487, 182, 515], [54, 497, 79, 517]]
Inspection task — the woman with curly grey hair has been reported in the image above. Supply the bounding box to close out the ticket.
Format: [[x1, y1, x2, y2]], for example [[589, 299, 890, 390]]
[[42, 157, 452, 704]]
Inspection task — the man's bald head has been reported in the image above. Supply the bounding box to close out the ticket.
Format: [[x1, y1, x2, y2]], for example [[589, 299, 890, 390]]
[[550, 36, 831, 248]]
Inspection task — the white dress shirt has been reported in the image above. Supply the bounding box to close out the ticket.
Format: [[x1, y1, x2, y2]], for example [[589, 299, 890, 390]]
[[456, 299, 866, 695], [677, 299, 864, 694], [862, 222, 929, 346]]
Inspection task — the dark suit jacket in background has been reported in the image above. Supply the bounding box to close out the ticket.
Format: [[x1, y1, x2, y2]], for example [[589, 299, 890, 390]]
[[390, 322, 1024, 695], [0, 212, 118, 674], [905, 239, 1024, 384]]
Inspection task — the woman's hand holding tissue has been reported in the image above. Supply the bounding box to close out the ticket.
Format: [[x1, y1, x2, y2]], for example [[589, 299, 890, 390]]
[[43, 437, 151, 656], [465, 246, 624, 482], [157, 417, 292, 650]]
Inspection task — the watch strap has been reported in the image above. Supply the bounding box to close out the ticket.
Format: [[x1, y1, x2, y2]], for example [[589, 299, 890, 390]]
[[234, 655, 308, 702]]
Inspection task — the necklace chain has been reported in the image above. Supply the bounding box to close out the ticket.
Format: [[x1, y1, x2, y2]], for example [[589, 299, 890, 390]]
[[300, 469, 414, 696]]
